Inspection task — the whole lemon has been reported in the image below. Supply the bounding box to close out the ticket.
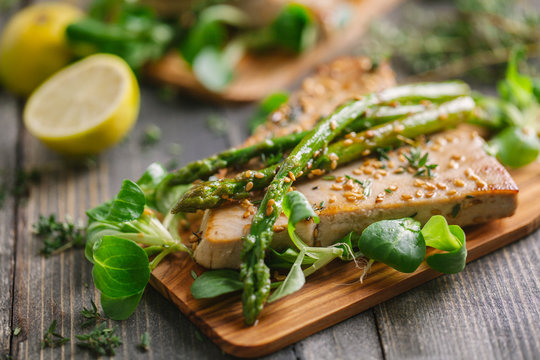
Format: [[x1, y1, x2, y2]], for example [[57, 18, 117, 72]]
[[0, 2, 83, 96]]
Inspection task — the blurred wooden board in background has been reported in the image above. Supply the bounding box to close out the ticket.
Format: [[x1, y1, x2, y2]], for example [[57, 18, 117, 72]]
[[145, 0, 404, 102], [150, 163, 540, 358]]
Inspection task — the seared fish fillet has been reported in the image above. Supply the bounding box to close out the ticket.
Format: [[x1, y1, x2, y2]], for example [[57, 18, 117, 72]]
[[194, 128, 518, 269]]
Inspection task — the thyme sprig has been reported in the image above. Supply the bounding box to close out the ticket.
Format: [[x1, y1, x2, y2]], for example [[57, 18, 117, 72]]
[[41, 320, 70, 349], [33, 214, 85, 257], [76, 323, 122, 356], [81, 300, 106, 328]]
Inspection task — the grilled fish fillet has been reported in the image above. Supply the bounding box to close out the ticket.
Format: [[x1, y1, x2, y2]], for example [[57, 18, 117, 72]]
[[194, 128, 518, 269]]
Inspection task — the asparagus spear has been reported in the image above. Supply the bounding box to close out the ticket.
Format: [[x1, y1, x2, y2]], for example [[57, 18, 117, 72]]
[[240, 83, 471, 325], [241, 94, 375, 325], [168, 82, 468, 187], [172, 96, 475, 213], [167, 104, 429, 186]]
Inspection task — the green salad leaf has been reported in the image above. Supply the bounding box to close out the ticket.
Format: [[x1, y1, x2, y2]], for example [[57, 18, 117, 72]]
[[92, 236, 150, 320], [488, 126, 539, 168], [267, 249, 306, 303], [66, 3, 174, 71], [422, 215, 467, 274], [192, 47, 234, 92], [191, 270, 243, 299], [357, 218, 426, 273], [87, 180, 145, 223], [282, 190, 319, 248], [497, 49, 534, 110], [136, 162, 168, 209], [266, 3, 318, 54], [266, 247, 317, 269]]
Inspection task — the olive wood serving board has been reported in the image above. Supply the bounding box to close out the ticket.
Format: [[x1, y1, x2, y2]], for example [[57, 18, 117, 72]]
[[144, 0, 403, 102], [150, 162, 540, 358]]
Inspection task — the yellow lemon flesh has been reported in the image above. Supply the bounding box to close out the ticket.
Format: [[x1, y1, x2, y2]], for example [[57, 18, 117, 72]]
[[24, 54, 140, 156], [0, 2, 83, 96]]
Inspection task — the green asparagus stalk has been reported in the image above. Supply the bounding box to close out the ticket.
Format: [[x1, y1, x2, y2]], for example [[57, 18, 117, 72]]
[[241, 94, 375, 325], [166, 104, 429, 186], [172, 96, 475, 213], [240, 83, 471, 325]]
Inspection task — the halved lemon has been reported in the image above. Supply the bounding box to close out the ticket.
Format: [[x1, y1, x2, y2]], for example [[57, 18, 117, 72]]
[[24, 54, 140, 156]]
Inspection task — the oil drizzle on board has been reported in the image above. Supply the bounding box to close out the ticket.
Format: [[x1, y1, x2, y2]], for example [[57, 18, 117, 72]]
[[150, 162, 540, 358]]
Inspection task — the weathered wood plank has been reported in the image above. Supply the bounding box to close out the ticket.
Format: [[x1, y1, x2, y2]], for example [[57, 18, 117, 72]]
[[374, 229, 540, 360], [0, 92, 20, 357], [0, 1, 23, 355]]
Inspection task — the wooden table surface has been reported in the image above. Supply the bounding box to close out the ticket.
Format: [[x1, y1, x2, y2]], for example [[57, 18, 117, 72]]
[[1, 1, 539, 359]]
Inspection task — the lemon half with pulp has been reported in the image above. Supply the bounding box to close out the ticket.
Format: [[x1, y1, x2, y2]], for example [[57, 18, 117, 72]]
[[24, 54, 140, 156]]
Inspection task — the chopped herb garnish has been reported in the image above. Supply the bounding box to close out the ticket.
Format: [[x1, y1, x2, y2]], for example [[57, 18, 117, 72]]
[[141, 124, 161, 148], [41, 320, 70, 349], [375, 146, 392, 161], [312, 186, 319, 190], [465, 195, 475, 199], [194, 330, 203, 342], [322, 175, 336, 181], [138, 332, 150, 352], [81, 300, 105, 328], [33, 214, 85, 257], [403, 148, 438, 178], [384, 188, 393, 194], [13, 327, 21, 336], [76, 323, 122, 356], [452, 203, 461, 218], [191, 270, 198, 280]]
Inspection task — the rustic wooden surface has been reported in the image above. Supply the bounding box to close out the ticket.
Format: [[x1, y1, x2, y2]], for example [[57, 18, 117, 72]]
[[1, 1, 539, 359]]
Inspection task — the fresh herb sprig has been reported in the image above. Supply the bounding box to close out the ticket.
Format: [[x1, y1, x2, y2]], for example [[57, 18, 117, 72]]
[[41, 320, 70, 349], [81, 300, 106, 328], [33, 214, 85, 257], [76, 323, 122, 356], [403, 148, 438, 178]]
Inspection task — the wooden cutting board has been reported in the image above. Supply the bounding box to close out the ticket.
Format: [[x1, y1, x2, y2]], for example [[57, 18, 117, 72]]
[[144, 0, 403, 102], [149, 162, 540, 358]]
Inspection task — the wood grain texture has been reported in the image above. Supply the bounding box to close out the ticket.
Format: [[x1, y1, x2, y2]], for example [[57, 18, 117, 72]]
[[145, 0, 403, 102], [0, 3, 23, 356], [150, 162, 540, 358], [0, 91, 20, 357]]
